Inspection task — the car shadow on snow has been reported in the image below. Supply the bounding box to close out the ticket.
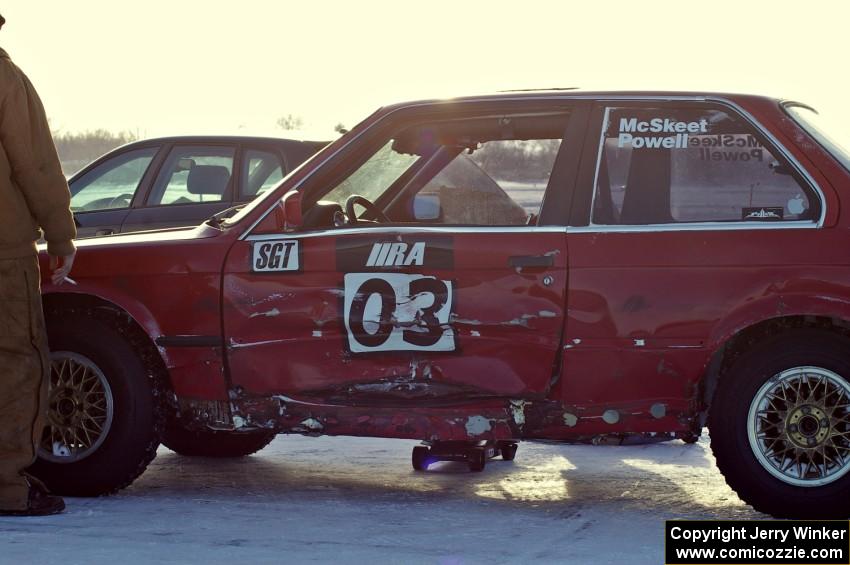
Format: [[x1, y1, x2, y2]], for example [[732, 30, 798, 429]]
[[120, 433, 764, 520]]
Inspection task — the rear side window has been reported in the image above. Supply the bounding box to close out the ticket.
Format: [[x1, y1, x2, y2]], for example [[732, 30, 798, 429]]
[[591, 106, 818, 225]]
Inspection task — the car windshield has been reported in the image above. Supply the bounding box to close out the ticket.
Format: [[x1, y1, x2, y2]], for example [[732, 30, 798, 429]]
[[784, 103, 850, 174], [321, 140, 419, 205]]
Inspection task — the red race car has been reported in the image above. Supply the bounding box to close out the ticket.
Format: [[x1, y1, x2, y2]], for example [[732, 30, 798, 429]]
[[31, 91, 850, 518]]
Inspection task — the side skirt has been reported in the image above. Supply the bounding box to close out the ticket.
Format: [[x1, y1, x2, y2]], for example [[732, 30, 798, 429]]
[[226, 394, 697, 442]]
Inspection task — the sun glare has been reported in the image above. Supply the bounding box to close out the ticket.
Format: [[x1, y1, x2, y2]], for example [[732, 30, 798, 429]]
[[2, 0, 849, 147]]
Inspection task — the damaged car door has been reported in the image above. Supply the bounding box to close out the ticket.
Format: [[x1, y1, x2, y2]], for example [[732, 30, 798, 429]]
[[222, 102, 588, 404]]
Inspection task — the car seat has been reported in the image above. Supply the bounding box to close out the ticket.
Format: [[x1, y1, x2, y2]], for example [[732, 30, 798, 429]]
[[187, 165, 232, 199], [618, 148, 673, 225]]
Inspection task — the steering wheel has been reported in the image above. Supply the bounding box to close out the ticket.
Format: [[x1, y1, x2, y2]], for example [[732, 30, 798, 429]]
[[344, 194, 390, 224], [107, 193, 134, 209], [80, 193, 133, 212]]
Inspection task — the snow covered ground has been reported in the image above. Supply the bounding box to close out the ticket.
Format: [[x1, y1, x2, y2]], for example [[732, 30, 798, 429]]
[[0, 431, 762, 564]]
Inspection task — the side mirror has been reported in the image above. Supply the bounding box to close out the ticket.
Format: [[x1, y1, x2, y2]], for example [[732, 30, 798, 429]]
[[413, 193, 441, 221], [281, 190, 303, 231], [251, 190, 304, 234]]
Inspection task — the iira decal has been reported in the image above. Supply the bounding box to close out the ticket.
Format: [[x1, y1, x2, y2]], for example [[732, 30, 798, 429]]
[[335, 236, 453, 271], [366, 242, 426, 267]]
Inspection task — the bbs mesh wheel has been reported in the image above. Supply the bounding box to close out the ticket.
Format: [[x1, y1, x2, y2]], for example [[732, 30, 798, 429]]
[[710, 329, 850, 518], [748, 367, 850, 486], [40, 352, 115, 463], [29, 317, 162, 496]]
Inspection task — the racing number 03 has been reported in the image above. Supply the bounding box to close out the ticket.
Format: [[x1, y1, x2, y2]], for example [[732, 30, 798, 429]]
[[348, 277, 396, 348], [343, 273, 455, 353]]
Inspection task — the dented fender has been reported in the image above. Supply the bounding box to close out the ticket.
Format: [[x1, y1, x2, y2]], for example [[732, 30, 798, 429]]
[[39, 227, 231, 400], [706, 290, 850, 355]]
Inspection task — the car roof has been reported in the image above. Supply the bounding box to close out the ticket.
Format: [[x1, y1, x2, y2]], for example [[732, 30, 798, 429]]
[[376, 89, 784, 112], [124, 135, 328, 146], [67, 135, 330, 183]]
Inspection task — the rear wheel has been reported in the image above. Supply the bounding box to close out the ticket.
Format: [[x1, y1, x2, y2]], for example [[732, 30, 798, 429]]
[[162, 426, 276, 457], [29, 318, 162, 496], [710, 329, 850, 518]]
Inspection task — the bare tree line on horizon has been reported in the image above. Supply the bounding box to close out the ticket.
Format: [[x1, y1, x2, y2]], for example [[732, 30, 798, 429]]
[[52, 128, 139, 176], [53, 114, 346, 177]]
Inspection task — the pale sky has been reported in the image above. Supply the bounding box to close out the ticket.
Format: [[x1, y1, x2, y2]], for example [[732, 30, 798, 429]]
[[2, 1, 849, 144]]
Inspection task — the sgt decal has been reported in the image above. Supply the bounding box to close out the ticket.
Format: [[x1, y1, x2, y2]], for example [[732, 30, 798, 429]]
[[252, 239, 300, 272]]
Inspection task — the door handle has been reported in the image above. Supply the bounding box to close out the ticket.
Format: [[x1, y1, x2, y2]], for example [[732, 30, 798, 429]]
[[95, 228, 115, 236], [508, 255, 554, 269]]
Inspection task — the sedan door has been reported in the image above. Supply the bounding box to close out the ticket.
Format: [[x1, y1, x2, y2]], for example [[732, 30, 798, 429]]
[[561, 101, 826, 409], [222, 102, 588, 402], [69, 145, 161, 237]]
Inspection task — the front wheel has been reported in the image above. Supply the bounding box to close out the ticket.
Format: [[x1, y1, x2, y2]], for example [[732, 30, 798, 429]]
[[29, 317, 162, 496], [710, 329, 850, 518]]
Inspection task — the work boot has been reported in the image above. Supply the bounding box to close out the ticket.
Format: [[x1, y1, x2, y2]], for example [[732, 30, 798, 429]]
[[0, 482, 65, 516]]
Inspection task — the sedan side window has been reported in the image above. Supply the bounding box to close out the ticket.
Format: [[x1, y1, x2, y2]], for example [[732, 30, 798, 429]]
[[316, 113, 569, 227], [70, 147, 157, 212], [591, 106, 818, 225], [240, 149, 286, 200], [148, 146, 235, 206], [415, 138, 561, 225]]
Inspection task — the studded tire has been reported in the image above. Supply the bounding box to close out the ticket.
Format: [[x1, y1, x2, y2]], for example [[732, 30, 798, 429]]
[[162, 426, 276, 458], [710, 329, 850, 518], [28, 317, 162, 496]]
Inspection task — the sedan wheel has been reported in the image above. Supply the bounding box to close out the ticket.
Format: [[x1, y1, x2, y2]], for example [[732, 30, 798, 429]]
[[28, 316, 161, 496], [39, 352, 115, 463], [748, 366, 850, 486], [710, 329, 850, 518]]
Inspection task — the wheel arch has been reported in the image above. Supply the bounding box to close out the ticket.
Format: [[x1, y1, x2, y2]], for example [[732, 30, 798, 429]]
[[699, 313, 850, 422], [42, 292, 177, 416]]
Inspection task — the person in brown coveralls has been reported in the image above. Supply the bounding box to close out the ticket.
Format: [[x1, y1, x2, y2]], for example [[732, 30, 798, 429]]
[[0, 13, 76, 516]]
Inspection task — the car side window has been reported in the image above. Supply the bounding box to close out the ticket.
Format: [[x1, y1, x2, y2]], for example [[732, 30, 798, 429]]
[[591, 106, 818, 225], [70, 147, 157, 212], [415, 138, 560, 225], [148, 145, 235, 206], [240, 149, 286, 200], [316, 113, 569, 227]]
